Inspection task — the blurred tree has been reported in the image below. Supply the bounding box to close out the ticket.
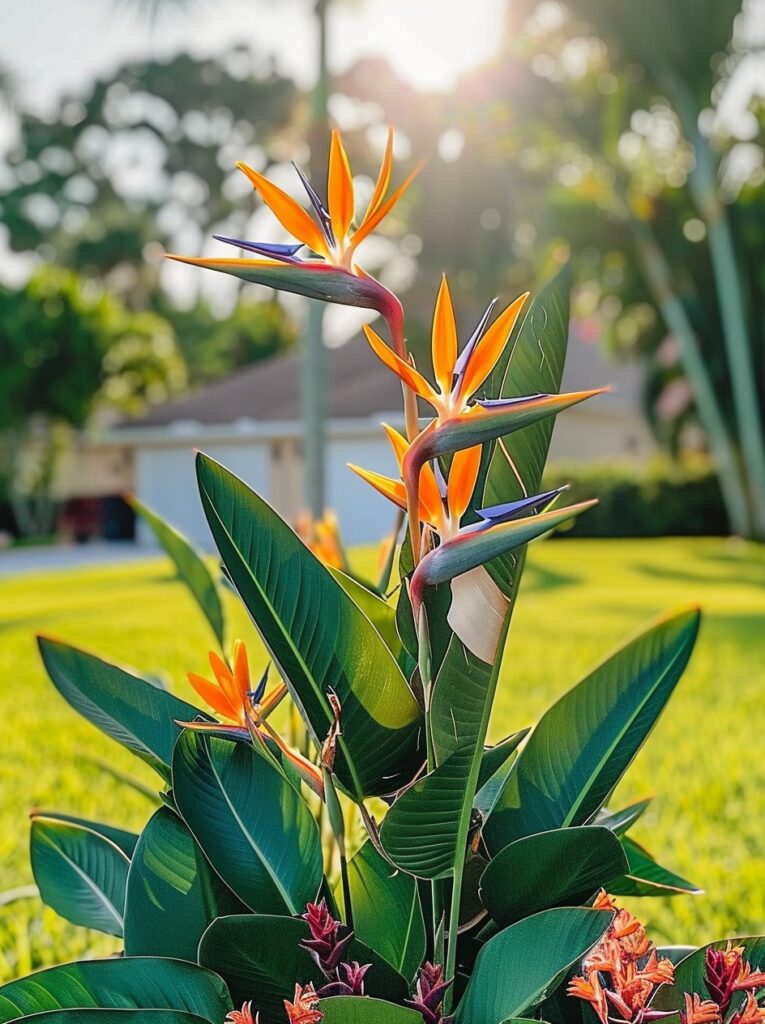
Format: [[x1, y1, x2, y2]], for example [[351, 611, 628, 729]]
[[339, 6, 765, 539], [481, 0, 765, 538], [116, 0, 345, 518], [0, 266, 185, 535], [0, 49, 299, 305], [159, 296, 298, 382]]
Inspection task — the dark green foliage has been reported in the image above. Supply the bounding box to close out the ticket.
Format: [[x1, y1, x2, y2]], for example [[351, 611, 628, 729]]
[[544, 461, 728, 537]]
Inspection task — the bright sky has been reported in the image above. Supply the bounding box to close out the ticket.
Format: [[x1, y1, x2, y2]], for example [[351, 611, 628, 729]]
[[0, 0, 507, 113]]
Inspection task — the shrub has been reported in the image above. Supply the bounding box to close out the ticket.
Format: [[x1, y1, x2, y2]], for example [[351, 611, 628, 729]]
[[3, 128, 763, 1024], [544, 460, 728, 537]]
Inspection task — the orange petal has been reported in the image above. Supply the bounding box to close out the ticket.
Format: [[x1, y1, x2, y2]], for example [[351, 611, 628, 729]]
[[348, 463, 407, 512], [209, 650, 240, 708], [328, 130, 355, 242], [363, 324, 439, 404], [432, 275, 458, 395], [236, 162, 328, 257], [187, 672, 239, 722], [382, 422, 408, 471], [232, 640, 251, 702], [458, 292, 529, 402], [419, 462, 445, 527], [363, 127, 394, 221], [350, 159, 424, 249], [448, 445, 482, 522], [382, 423, 443, 528]]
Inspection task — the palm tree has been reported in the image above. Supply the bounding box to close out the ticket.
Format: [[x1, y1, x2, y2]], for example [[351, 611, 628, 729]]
[[555, 0, 765, 538]]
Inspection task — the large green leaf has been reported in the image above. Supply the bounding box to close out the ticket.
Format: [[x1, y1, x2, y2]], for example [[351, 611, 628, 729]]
[[328, 567, 402, 658], [130, 496, 225, 648], [344, 841, 426, 981], [480, 827, 628, 927], [474, 732, 529, 819], [485, 607, 700, 851], [198, 915, 408, 1024], [199, 914, 323, 1023], [30, 816, 130, 937], [594, 798, 652, 838], [0, 958, 231, 1023], [380, 746, 475, 879], [651, 938, 765, 1015], [454, 908, 613, 1024], [12, 1013, 211, 1023], [172, 731, 322, 915], [124, 807, 246, 960], [32, 811, 139, 857], [608, 837, 701, 898], [196, 453, 422, 799], [481, 265, 573, 592], [320, 998, 422, 1024], [477, 731, 530, 792], [38, 637, 211, 782]]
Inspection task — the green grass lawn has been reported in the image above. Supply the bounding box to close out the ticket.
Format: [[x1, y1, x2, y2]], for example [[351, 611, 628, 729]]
[[0, 536, 763, 981]]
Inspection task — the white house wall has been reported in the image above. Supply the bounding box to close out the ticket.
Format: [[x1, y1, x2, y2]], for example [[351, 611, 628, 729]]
[[134, 441, 271, 548], [326, 435, 400, 546], [130, 422, 400, 549]]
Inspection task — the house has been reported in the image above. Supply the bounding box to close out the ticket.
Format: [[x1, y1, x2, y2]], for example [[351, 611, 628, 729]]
[[94, 329, 655, 548]]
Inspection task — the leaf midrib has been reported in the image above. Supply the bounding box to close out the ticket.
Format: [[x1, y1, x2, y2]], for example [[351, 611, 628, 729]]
[[561, 626, 693, 828], [204, 740, 302, 916], [199, 471, 365, 799], [38, 827, 127, 933]]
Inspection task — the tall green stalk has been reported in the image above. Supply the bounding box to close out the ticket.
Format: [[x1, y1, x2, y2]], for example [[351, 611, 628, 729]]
[[302, 0, 331, 518], [441, 615, 512, 1014], [666, 76, 765, 538], [627, 215, 752, 537]]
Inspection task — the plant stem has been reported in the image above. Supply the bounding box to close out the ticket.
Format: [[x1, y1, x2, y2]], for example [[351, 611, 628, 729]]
[[339, 849, 354, 933], [323, 767, 352, 928], [417, 603, 444, 960], [376, 508, 404, 593], [442, 613, 513, 1013]]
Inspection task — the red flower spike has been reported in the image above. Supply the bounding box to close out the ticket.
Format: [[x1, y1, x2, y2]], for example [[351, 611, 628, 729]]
[[734, 966, 765, 993], [731, 993, 765, 1024], [705, 945, 747, 1012], [225, 1003, 258, 1024], [337, 961, 370, 995], [284, 983, 323, 1024], [568, 892, 675, 1024], [681, 993, 722, 1024], [408, 962, 452, 1024], [300, 900, 370, 996]]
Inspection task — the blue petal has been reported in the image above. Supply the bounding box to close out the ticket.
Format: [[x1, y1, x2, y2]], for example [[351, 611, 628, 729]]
[[293, 162, 336, 250], [476, 486, 568, 525], [474, 393, 548, 409], [453, 298, 498, 383], [249, 664, 270, 705], [213, 235, 304, 262]]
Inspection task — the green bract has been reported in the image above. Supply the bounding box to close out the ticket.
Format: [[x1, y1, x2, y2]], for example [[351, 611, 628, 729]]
[[4, 136, 760, 1024]]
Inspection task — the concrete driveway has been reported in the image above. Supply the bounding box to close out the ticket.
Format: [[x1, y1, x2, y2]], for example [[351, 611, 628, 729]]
[[0, 541, 157, 577]]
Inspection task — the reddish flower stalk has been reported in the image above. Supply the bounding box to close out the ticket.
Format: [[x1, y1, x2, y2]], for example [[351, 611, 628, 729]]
[[568, 891, 675, 1024], [408, 962, 452, 1024], [301, 900, 370, 997], [226, 1004, 258, 1024], [284, 983, 324, 1024], [569, 896, 765, 1024], [705, 944, 765, 1014]]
